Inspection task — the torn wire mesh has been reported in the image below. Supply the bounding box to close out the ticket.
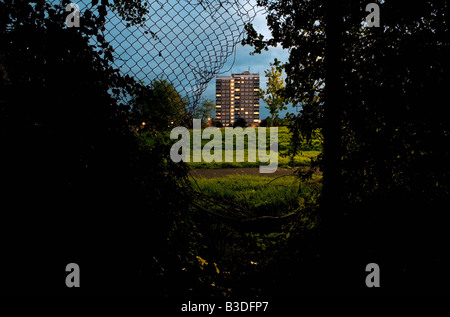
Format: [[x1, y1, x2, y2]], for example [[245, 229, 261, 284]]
[[77, 0, 262, 114]]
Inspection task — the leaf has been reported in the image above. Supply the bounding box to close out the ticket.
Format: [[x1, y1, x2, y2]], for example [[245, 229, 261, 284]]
[[105, 50, 113, 62], [98, 5, 107, 17], [213, 263, 220, 274], [91, 0, 98, 6], [196, 255, 208, 266], [84, 10, 92, 20]]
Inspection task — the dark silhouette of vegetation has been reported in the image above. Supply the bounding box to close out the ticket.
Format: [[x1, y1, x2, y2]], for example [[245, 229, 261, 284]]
[[0, 0, 192, 295], [260, 115, 290, 127], [2, 0, 449, 298], [129, 79, 189, 130], [244, 0, 450, 294], [193, 99, 215, 128], [232, 117, 247, 128], [211, 118, 223, 128]]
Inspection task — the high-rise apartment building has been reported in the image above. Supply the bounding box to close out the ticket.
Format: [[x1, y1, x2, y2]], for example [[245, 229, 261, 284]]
[[215, 71, 260, 127]]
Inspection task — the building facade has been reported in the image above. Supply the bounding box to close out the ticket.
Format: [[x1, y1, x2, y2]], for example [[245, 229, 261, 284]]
[[215, 71, 260, 127]]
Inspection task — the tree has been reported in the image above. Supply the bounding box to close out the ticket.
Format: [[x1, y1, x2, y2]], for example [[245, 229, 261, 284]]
[[0, 0, 192, 294], [193, 99, 215, 128], [259, 117, 269, 127], [130, 79, 188, 130], [211, 118, 223, 128], [233, 117, 247, 128], [243, 0, 450, 294], [244, 0, 450, 214], [321, 0, 344, 226], [259, 60, 289, 126]]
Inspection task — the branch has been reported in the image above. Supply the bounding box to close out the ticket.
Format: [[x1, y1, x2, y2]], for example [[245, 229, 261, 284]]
[[190, 199, 306, 233]]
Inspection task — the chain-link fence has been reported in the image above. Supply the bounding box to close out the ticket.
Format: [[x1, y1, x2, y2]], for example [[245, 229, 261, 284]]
[[74, 0, 262, 110]]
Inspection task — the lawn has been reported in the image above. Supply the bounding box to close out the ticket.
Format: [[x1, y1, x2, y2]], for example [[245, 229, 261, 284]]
[[137, 126, 322, 169], [186, 126, 322, 169], [190, 173, 322, 219]]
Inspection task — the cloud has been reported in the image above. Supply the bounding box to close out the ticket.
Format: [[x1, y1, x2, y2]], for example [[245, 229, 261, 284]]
[[250, 5, 272, 39]]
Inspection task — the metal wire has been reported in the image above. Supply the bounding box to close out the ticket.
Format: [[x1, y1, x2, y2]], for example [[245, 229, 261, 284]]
[[77, 0, 262, 111]]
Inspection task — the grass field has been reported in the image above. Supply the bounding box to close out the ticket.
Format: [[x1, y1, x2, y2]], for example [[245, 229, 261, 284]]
[[139, 125, 322, 218], [186, 126, 322, 169], [191, 173, 322, 219], [138, 126, 322, 169]]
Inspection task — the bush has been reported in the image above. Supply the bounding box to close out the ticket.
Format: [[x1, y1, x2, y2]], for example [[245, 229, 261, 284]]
[[233, 117, 247, 127], [0, 1, 191, 295]]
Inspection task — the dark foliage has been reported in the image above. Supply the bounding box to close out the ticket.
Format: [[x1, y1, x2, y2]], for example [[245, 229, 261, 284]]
[[211, 118, 223, 128], [232, 117, 247, 128], [260, 115, 290, 127], [0, 0, 191, 294], [244, 0, 450, 294], [129, 79, 189, 131], [2, 0, 449, 297]]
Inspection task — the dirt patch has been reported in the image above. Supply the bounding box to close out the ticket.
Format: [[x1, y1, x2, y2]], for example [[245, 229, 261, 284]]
[[189, 167, 299, 178]]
